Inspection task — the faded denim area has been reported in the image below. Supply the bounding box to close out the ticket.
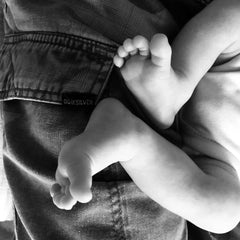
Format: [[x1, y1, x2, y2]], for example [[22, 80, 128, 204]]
[[0, 0, 237, 240]]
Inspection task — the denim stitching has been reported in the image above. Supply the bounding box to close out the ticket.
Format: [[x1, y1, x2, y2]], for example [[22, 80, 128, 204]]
[[5, 31, 118, 50], [4, 32, 117, 59], [8, 50, 14, 94], [107, 181, 127, 240], [0, 88, 61, 95], [3, 40, 115, 63], [0, 32, 116, 104]]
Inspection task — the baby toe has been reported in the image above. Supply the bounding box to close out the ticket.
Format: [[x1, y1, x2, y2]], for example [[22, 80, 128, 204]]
[[123, 38, 137, 55], [149, 33, 172, 67], [132, 35, 149, 56], [117, 46, 128, 58], [113, 55, 124, 68]]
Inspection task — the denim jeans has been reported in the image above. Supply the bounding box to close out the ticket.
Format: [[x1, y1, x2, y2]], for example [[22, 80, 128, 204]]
[[0, 0, 235, 240]]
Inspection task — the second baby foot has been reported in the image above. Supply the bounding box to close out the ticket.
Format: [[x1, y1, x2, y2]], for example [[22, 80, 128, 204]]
[[50, 98, 148, 210], [114, 34, 184, 128]]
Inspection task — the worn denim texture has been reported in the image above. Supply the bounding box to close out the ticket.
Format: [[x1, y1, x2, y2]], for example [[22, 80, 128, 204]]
[[0, 0, 237, 240], [0, 1, 187, 239]]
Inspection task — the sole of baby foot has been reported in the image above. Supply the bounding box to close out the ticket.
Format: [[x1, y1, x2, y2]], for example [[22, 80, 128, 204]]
[[55, 98, 146, 206], [53, 98, 149, 207], [114, 34, 178, 128]]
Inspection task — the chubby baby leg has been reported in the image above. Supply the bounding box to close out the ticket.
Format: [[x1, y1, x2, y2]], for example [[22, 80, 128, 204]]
[[50, 98, 147, 210], [50, 98, 240, 232]]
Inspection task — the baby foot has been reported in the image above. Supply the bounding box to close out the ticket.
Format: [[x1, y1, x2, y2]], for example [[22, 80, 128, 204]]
[[114, 34, 182, 128], [50, 98, 147, 210]]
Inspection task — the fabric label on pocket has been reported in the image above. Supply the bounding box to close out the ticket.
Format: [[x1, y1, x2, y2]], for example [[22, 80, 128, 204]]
[[62, 92, 96, 107]]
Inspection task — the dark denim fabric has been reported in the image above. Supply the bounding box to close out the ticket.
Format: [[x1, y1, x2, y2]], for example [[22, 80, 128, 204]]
[[0, 1, 188, 240], [0, 32, 116, 104]]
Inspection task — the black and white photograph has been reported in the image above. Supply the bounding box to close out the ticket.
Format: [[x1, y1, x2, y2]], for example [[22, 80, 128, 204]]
[[0, 0, 240, 239]]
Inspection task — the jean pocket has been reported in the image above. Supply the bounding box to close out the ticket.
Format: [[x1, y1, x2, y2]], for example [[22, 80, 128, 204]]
[[0, 31, 117, 106]]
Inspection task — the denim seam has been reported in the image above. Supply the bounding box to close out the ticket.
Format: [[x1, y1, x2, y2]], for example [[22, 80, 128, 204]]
[[107, 181, 127, 240], [4, 31, 118, 50], [9, 48, 15, 93], [95, 62, 115, 104], [3, 41, 115, 62], [0, 31, 115, 104], [0, 88, 61, 95], [121, 6, 134, 40], [3, 32, 117, 59]]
